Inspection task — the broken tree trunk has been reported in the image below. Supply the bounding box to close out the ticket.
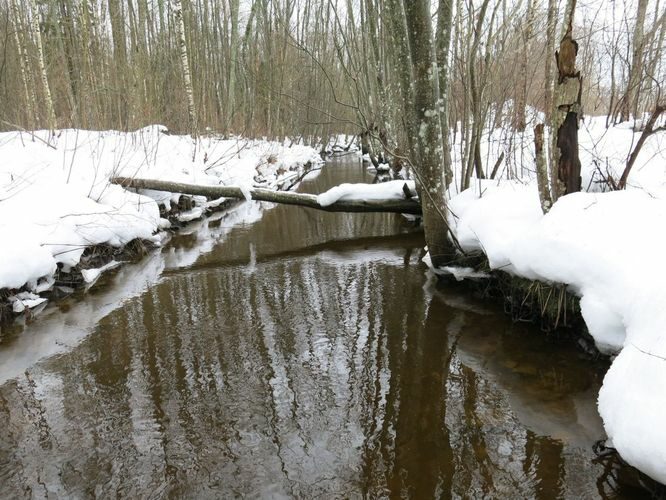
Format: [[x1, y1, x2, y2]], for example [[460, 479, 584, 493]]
[[550, 0, 582, 200], [110, 177, 422, 215]]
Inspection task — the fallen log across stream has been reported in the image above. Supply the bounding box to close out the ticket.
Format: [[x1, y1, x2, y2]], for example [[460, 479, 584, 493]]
[[110, 177, 423, 215]]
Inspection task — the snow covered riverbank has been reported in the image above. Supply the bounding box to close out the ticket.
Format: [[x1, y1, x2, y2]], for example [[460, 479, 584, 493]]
[[445, 183, 666, 484], [436, 116, 666, 484], [0, 126, 322, 316]]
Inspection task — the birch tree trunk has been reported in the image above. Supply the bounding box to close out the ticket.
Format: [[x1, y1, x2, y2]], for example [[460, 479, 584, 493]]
[[173, 0, 197, 135], [534, 124, 552, 212], [10, 0, 36, 127], [28, 0, 56, 130], [549, 0, 582, 200], [544, 0, 557, 121]]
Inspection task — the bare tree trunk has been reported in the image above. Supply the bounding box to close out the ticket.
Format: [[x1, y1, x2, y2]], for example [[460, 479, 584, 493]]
[[550, 0, 582, 200], [514, 0, 535, 131], [108, 0, 128, 128], [643, 8, 666, 102], [621, 0, 649, 122], [436, 0, 454, 187], [227, 0, 240, 133], [544, 0, 557, 121], [28, 0, 56, 130], [402, 0, 457, 265], [10, 0, 36, 128], [173, 0, 197, 135], [534, 124, 552, 212], [462, 0, 490, 190], [385, 0, 416, 157]]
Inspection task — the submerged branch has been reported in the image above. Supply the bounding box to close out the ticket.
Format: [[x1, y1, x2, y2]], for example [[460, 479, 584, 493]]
[[110, 177, 423, 215]]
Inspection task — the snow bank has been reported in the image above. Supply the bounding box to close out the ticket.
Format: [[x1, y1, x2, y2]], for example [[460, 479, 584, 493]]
[[317, 180, 416, 206], [0, 127, 322, 294], [439, 115, 666, 483]]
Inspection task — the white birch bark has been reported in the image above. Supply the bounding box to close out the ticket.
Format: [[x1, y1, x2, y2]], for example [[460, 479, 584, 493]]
[[173, 0, 197, 135], [28, 0, 56, 130], [10, 0, 36, 127], [544, 0, 557, 121]]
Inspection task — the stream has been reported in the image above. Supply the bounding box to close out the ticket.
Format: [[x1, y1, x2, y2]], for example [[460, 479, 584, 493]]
[[0, 160, 654, 498]]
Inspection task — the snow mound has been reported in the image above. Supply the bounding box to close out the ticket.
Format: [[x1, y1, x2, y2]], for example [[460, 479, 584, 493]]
[[444, 179, 666, 484]]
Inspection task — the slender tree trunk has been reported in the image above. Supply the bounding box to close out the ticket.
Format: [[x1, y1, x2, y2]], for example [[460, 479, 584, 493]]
[[644, 9, 666, 102], [108, 0, 128, 128], [436, 0, 454, 187], [28, 0, 57, 130], [10, 0, 36, 128], [173, 0, 198, 135], [544, 0, 557, 122], [622, 0, 649, 122], [227, 0, 240, 133], [618, 104, 665, 189], [534, 124, 552, 212], [514, 0, 535, 131], [462, 0, 490, 190]]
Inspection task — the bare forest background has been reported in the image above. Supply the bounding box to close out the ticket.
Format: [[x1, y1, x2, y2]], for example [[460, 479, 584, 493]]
[[0, 0, 663, 152]]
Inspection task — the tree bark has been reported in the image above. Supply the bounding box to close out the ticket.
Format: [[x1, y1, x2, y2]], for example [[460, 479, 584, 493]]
[[402, 0, 457, 265], [544, 0, 557, 121], [173, 0, 197, 135], [534, 124, 552, 213], [227, 0, 240, 133], [10, 0, 36, 127], [110, 177, 423, 214], [622, 0, 649, 122], [515, 0, 535, 131], [550, 0, 582, 200], [436, 0, 454, 186], [28, 0, 57, 130]]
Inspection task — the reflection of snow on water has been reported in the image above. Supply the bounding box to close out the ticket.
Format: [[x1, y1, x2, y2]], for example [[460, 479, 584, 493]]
[[0, 161, 655, 496]]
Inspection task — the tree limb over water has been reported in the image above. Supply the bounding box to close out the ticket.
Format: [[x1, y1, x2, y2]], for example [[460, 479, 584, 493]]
[[110, 177, 423, 215]]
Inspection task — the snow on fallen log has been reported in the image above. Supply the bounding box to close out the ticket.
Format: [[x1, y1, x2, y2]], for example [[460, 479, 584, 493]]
[[316, 180, 417, 206], [110, 177, 422, 215]]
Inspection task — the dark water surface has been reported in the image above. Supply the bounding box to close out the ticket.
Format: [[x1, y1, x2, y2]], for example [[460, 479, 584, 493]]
[[0, 161, 653, 498]]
